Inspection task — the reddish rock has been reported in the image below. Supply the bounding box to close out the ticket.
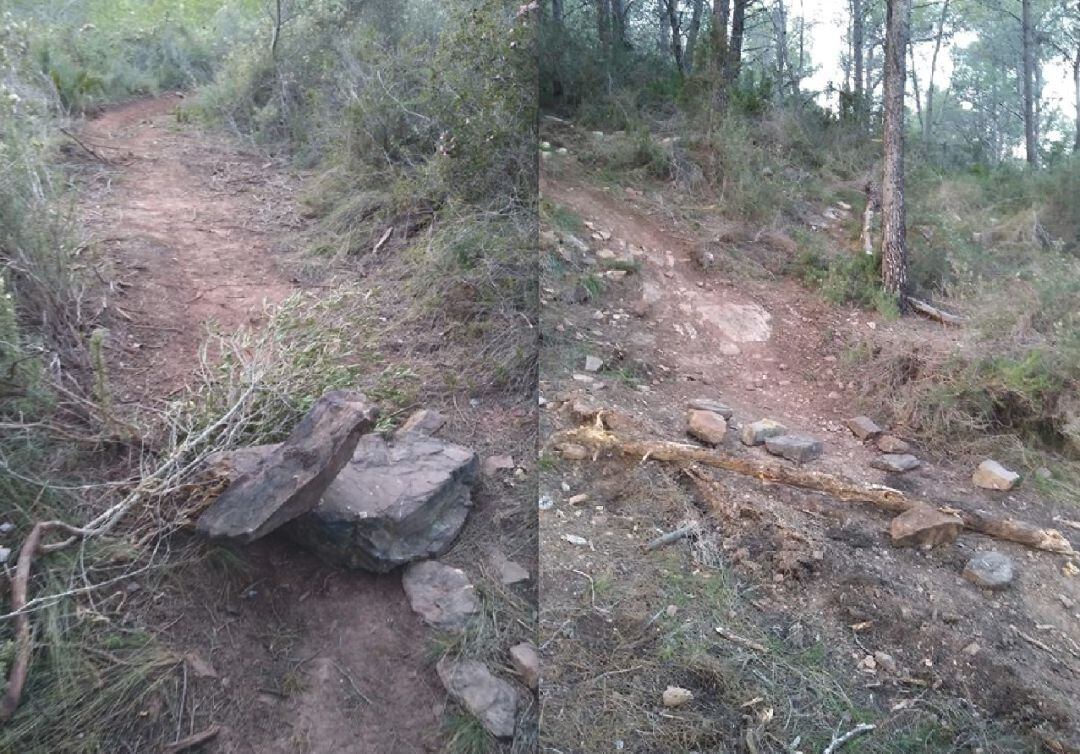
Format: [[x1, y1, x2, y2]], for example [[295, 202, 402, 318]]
[[889, 506, 963, 548]]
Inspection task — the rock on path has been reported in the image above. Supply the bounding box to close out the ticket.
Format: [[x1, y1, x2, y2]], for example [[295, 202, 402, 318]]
[[764, 434, 823, 463], [402, 561, 479, 632], [889, 506, 963, 548], [963, 551, 1016, 589], [972, 460, 1020, 490], [197, 391, 379, 542], [437, 658, 519, 738], [286, 433, 478, 572]]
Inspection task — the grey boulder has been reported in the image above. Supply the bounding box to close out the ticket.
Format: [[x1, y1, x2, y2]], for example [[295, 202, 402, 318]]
[[286, 433, 478, 572], [764, 434, 823, 463]]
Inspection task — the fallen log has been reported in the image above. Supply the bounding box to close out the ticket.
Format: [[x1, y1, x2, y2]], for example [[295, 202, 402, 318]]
[[907, 296, 963, 326], [550, 425, 1075, 556]]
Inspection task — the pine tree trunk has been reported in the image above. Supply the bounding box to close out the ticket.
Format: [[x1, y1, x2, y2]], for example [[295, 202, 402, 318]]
[[713, 0, 731, 106], [1074, 47, 1080, 152], [686, 0, 705, 74], [658, 0, 670, 54], [1021, 0, 1038, 166], [665, 0, 685, 75], [727, 0, 747, 84], [881, 0, 910, 311], [923, 0, 950, 141], [852, 0, 864, 118]]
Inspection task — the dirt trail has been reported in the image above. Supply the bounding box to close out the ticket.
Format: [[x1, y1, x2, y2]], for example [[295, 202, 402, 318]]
[[79, 94, 295, 404], [540, 164, 1080, 749], [77, 96, 446, 752]]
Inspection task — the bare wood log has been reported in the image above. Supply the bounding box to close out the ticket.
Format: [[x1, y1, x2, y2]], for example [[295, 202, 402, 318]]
[[714, 625, 768, 653], [550, 426, 1075, 556], [907, 296, 963, 326]]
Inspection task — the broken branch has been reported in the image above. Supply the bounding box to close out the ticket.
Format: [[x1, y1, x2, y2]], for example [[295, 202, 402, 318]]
[[550, 425, 1075, 556]]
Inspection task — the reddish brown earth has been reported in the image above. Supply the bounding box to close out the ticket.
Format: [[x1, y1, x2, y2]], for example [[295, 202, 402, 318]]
[[539, 153, 1080, 752], [79, 94, 296, 405], [77, 96, 451, 752]]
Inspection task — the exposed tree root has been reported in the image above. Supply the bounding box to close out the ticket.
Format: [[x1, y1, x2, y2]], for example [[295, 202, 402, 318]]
[[550, 424, 1075, 556]]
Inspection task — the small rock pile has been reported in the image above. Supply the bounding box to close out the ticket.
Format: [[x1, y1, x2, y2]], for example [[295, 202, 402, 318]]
[[195, 390, 530, 739]]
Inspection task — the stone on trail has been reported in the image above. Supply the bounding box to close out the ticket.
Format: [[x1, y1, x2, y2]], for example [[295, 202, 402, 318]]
[[876, 434, 911, 453], [972, 460, 1020, 490], [846, 416, 883, 440], [740, 419, 788, 446], [870, 454, 921, 473], [509, 642, 539, 689], [396, 408, 446, 436], [437, 658, 519, 739], [197, 390, 379, 543], [687, 409, 728, 445], [662, 686, 693, 708], [764, 434, 823, 463], [687, 399, 734, 419], [963, 550, 1016, 589], [889, 505, 963, 548], [584, 355, 604, 372], [402, 560, 479, 632], [558, 443, 588, 460], [286, 433, 478, 572], [482, 454, 516, 477]]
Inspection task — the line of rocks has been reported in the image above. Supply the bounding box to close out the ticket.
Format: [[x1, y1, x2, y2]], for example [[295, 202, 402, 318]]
[[681, 400, 1023, 590]]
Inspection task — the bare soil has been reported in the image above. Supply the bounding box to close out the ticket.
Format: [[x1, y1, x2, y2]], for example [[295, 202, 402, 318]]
[[74, 96, 537, 752], [539, 145, 1080, 753]]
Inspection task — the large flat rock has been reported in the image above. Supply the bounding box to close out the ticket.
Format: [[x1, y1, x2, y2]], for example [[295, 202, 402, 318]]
[[197, 391, 378, 543], [286, 433, 478, 572], [436, 657, 519, 738]]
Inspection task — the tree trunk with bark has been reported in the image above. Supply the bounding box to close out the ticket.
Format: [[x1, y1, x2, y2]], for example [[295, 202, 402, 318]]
[[852, 0, 864, 117], [551, 0, 564, 26], [727, 0, 748, 83], [881, 0, 911, 311], [1074, 45, 1080, 152], [686, 0, 705, 74], [923, 0, 950, 140], [1021, 0, 1038, 166], [713, 0, 731, 105], [666, 0, 685, 75], [658, 0, 670, 54]]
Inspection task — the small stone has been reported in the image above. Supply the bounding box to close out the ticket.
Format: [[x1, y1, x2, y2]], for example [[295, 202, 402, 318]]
[[688, 410, 728, 445], [972, 460, 1020, 490], [764, 434, 823, 463], [1060, 594, 1075, 609], [584, 355, 604, 372], [569, 398, 601, 423], [402, 561, 479, 632], [509, 642, 539, 689], [665, 604, 678, 617], [846, 416, 883, 440], [740, 419, 788, 446], [561, 534, 590, 546], [889, 506, 963, 548], [495, 559, 530, 585], [538, 495, 554, 511], [397, 408, 446, 436], [687, 399, 734, 419], [567, 493, 589, 505], [482, 455, 516, 477], [0, 522, 13, 535], [876, 435, 911, 453], [559, 444, 587, 460], [662, 686, 693, 707], [1035, 467, 1053, 481], [962, 641, 981, 656], [873, 651, 898, 674], [963, 551, 1016, 589], [437, 658, 518, 738], [0, 546, 10, 565], [871, 454, 921, 473]]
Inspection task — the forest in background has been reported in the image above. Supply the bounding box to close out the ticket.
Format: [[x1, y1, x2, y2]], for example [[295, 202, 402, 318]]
[[1, 1, 537, 750], [539, 0, 1080, 481]]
